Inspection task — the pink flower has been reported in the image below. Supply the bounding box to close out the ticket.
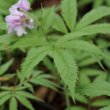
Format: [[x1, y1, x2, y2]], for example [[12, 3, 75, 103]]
[[16, 0, 30, 11], [10, 0, 30, 12], [5, 0, 34, 37]]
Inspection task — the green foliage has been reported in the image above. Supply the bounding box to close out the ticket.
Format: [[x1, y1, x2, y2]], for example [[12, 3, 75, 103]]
[[41, 7, 55, 34], [56, 40, 102, 55], [100, 105, 110, 110], [92, 99, 110, 107], [53, 49, 78, 98], [53, 14, 68, 33], [76, 81, 110, 97], [0, 23, 7, 30], [9, 97, 17, 110], [15, 95, 34, 110], [61, 0, 77, 31], [20, 47, 51, 82], [76, 7, 110, 30], [0, 59, 13, 75], [1, 0, 110, 109]]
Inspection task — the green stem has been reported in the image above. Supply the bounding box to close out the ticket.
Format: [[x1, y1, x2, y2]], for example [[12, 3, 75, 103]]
[[88, 98, 92, 110], [64, 86, 71, 110]]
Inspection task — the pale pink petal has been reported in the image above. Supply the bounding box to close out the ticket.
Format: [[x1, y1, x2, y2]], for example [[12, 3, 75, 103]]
[[15, 26, 27, 36]]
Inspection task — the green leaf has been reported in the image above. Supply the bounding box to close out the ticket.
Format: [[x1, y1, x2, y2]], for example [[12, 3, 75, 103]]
[[79, 55, 102, 67], [53, 14, 68, 33], [76, 81, 110, 97], [80, 69, 107, 77], [93, 0, 104, 8], [42, 7, 55, 34], [92, 99, 110, 107], [30, 78, 58, 91], [61, 0, 77, 31], [0, 91, 10, 98], [0, 23, 7, 30], [9, 97, 17, 110], [57, 40, 102, 55], [57, 24, 110, 43], [56, 31, 89, 44], [75, 94, 88, 103], [100, 105, 110, 110], [0, 2, 11, 14], [0, 34, 11, 44], [53, 49, 78, 98], [78, 0, 92, 7], [29, 72, 58, 90], [0, 15, 3, 22], [79, 74, 90, 85], [15, 95, 34, 110], [0, 94, 11, 106], [0, 59, 13, 75], [16, 91, 41, 101], [43, 57, 57, 74], [10, 36, 47, 49], [77, 24, 110, 35], [76, 6, 110, 29], [20, 46, 50, 82]]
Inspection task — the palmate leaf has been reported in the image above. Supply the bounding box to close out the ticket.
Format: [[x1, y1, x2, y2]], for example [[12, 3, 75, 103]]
[[16, 91, 36, 99], [75, 93, 88, 104], [16, 91, 41, 101], [0, 86, 28, 91], [76, 81, 110, 97], [30, 78, 58, 91], [80, 69, 107, 77], [0, 59, 13, 75], [56, 31, 89, 45], [0, 91, 10, 98], [53, 49, 78, 98], [76, 6, 110, 30], [61, 0, 77, 31], [79, 69, 107, 85], [20, 46, 51, 82], [0, 94, 11, 106], [57, 40, 102, 55], [29, 71, 58, 90], [41, 7, 55, 34], [77, 24, 110, 35], [43, 57, 57, 74], [9, 97, 17, 110], [10, 36, 48, 49], [78, 54, 103, 67], [15, 94, 34, 110], [57, 23, 110, 44], [53, 14, 68, 33]]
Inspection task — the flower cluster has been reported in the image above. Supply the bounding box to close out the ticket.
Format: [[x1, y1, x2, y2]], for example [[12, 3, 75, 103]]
[[5, 0, 34, 36]]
